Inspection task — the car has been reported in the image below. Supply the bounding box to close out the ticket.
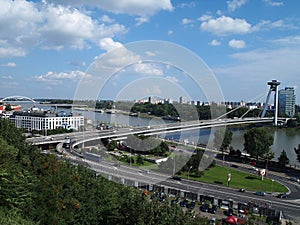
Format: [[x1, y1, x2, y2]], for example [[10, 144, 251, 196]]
[[171, 176, 182, 181], [255, 191, 266, 196], [226, 208, 233, 216], [290, 177, 299, 183], [239, 188, 246, 192], [200, 203, 210, 212], [209, 205, 218, 214], [186, 201, 196, 209], [251, 167, 259, 172], [180, 199, 189, 207], [277, 193, 289, 198], [140, 169, 149, 174], [171, 197, 179, 205]]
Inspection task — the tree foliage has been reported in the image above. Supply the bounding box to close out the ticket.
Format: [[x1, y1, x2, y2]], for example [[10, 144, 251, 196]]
[[294, 144, 300, 162], [244, 128, 274, 159], [277, 150, 290, 168], [0, 118, 210, 224], [213, 127, 233, 151]]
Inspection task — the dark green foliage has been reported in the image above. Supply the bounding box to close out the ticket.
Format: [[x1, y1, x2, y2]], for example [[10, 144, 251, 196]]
[[244, 128, 274, 159], [107, 139, 118, 151], [277, 150, 290, 168], [4, 103, 13, 111], [286, 119, 297, 127], [294, 144, 300, 162], [214, 128, 233, 151], [0, 118, 210, 224], [125, 135, 169, 156]]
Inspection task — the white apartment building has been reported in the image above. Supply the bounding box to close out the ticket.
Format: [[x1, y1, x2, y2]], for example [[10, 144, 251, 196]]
[[10, 109, 84, 131]]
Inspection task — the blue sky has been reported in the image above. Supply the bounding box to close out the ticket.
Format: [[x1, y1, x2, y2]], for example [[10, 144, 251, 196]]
[[1, 0, 300, 104]]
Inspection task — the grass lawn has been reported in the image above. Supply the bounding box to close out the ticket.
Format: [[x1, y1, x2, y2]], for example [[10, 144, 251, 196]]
[[182, 165, 288, 193]]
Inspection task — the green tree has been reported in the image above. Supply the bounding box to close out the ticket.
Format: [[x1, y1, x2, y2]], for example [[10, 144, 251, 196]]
[[4, 103, 12, 111], [244, 128, 274, 159], [294, 144, 300, 162], [136, 154, 144, 165], [214, 128, 233, 151], [277, 150, 290, 168], [286, 119, 297, 127], [106, 140, 117, 151]]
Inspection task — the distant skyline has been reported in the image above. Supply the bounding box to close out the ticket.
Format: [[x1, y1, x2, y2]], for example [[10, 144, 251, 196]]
[[1, 0, 300, 103]]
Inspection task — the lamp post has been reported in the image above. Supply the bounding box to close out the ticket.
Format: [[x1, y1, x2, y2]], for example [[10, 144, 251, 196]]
[[188, 166, 193, 181], [187, 166, 193, 195]]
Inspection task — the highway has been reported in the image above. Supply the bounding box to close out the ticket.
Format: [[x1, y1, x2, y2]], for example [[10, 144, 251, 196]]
[[59, 145, 300, 223]]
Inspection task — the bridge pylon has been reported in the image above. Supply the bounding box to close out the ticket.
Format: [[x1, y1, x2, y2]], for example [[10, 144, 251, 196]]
[[261, 79, 280, 126]]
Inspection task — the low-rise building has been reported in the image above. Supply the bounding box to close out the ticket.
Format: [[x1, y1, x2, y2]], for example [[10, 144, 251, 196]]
[[10, 108, 84, 131]]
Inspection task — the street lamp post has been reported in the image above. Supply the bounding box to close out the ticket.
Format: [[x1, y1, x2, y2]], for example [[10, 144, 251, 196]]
[[188, 166, 193, 181], [187, 166, 193, 195]]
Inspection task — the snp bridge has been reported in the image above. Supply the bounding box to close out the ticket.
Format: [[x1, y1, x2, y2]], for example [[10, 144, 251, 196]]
[[73, 117, 276, 147]]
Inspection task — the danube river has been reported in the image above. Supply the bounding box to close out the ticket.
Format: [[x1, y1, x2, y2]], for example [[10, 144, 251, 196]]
[[79, 109, 300, 167]]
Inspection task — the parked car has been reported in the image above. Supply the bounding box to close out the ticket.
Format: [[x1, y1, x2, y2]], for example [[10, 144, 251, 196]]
[[171, 197, 179, 205], [186, 201, 196, 209], [200, 203, 210, 212], [239, 188, 246, 192], [180, 199, 189, 207], [226, 208, 233, 216], [209, 205, 218, 214], [255, 191, 266, 196]]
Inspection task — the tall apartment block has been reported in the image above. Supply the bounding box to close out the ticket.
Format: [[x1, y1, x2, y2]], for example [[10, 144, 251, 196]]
[[278, 87, 296, 117]]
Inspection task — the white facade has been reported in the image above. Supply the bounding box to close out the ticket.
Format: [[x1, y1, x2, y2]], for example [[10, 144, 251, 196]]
[[10, 111, 84, 131]]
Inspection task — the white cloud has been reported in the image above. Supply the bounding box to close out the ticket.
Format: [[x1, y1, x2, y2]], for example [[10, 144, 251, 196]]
[[98, 38, 123, 51], [227, 0, 247, 12], [263, 0, 284, 6], [0, 46, 26, 58], [100, 15, 115, 23], [252, 19, 297, 32], [38, 4, 126, 50], [145, 51, 156, 57], [1, 75, 13, 79], [48, 0, 173, 17], [134, 63, 163, 76], [168, 30, 174, 35], [200, 16, 251, 36], [270, 35, 300, 45], [0, 0, 126, 57], [209, 40, 221, 46], [181, 18, 194, 25], [135, 17, 149, 26], [198, 14, 213, 22], [228, 39, 246, 48], [0, 62, 16, 67], [177, 2, 196, 9], [35, 70, 88, 83], [165, 76, 179, 83], [214, 47, 300, 80], [213, 47, 300, 101]]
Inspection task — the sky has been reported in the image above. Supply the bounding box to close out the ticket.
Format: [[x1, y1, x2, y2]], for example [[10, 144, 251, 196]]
[[1, 0, 300, 104]]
